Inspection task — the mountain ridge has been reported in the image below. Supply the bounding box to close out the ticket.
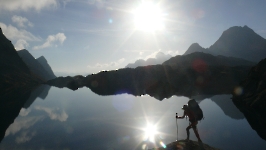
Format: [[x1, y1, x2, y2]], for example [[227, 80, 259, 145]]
[[183, 26, 266, 62], [126, 52, 172, 68], [46, 52, 254, 100], [163, 52, 256, 69], [17, 49, 56, 81]]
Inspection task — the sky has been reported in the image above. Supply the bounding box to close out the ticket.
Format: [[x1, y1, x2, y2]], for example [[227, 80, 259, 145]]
[[1, 0, 266, 75]]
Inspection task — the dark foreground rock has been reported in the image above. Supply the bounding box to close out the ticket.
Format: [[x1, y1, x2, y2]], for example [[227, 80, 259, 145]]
[[232, 58, 266, 140], [149, 140, 219, 150]]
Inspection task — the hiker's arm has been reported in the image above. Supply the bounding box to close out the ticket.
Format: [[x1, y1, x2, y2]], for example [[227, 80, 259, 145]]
[[177, 111, 186, 119]]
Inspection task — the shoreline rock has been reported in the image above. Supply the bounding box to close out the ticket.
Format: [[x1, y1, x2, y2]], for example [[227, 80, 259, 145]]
[[149, 140, 219, 150]]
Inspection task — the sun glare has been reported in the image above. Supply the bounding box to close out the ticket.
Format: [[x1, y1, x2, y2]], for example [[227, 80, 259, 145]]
[[134, 2, 164, 31], [143, 124, 157, 142]]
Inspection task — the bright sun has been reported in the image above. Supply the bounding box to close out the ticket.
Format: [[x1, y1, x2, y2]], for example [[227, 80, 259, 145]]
[[143, 124, 157, 142], [134, 2, 164, 31]]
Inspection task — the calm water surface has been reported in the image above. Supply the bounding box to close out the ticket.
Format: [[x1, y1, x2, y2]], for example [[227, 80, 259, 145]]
[[1, 87, 266, 150]]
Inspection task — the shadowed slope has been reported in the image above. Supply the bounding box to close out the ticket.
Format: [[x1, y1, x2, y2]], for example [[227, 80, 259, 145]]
[[0, 27, 42, 91]]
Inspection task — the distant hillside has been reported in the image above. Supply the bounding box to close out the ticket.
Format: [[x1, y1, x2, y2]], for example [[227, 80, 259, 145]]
[[126, 52, 172, 68], [37, 56, 56, 78], [183, 26, 266, 62], [163, 52, 255, 71], [17, 49, 56, 81]]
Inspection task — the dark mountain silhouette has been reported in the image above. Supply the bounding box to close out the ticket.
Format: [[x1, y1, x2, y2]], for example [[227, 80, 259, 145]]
[[163, 52, 256, 69], [46, 52, 254, 100], [126, 52, 172, 68], [17, 50, 56, 81], [0, 27, 42, 92], [232, 58, 266, 140], [0, 29, 29, 74], [183, 26, 266, 62]]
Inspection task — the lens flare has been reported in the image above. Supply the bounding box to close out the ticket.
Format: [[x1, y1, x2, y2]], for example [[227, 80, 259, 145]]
[[160, 141, 167, 148], [143, 124, 157, 142], [234, 86, 243, 96]]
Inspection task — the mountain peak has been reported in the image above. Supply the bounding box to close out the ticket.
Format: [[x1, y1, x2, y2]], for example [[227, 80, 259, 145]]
[[36, 56, 56, 78], [225, 25, 254, 33], [183, 43, 206, 55], [208, 25, 266, 62], [37, 56, 47, 62], [189, 43, 202, 49]]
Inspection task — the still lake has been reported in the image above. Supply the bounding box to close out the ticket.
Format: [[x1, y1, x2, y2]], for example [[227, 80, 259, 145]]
[[1, 86, 266, 150]]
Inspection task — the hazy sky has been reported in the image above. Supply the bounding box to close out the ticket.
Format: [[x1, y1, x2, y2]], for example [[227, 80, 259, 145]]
[[1, 0, 266, 75]]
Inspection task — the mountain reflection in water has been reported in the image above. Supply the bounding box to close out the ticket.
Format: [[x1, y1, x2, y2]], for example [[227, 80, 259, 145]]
[[0, 86, 266, 150]]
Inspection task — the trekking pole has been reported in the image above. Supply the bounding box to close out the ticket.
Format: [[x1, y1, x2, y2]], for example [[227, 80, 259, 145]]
[[175, 113, 178, 141]]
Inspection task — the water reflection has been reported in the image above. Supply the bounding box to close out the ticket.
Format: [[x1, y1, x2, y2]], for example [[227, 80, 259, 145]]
[[23, 85, 51, 109], [1, 87, 266, 149], [0, 85, 51, 143], [34, 106, 68, 122], [0, 87, 32, 142], [210, 95, 244, 120]]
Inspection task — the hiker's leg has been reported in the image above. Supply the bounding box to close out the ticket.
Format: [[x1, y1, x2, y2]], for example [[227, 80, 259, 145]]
[[186, 125, 192, 140], [191, 122, 202, 142]]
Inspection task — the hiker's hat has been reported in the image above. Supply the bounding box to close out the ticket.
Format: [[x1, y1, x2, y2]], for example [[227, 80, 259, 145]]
[[182, 104, 188, 110]]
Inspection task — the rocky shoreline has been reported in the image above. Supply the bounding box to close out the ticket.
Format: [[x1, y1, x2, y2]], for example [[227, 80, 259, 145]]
[[149, 140, 219, 150]]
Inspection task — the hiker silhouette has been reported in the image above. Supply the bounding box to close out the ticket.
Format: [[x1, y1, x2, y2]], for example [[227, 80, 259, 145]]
[[176, 99, 202, 142]]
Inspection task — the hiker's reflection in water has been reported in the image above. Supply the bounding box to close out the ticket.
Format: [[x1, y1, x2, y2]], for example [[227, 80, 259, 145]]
[[177, 99, 202, 142]]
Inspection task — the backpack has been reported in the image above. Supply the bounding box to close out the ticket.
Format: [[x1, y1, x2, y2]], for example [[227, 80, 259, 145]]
[[187, 99, 204, 121]]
